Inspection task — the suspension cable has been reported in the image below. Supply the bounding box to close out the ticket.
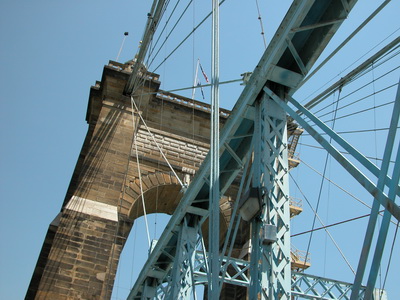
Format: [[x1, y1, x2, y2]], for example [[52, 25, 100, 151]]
[[300, 35, 400, 111], [300, 159, 368, 207], [380, 221, 399, 297], [130, 96, 184, 187], [298, 143, 397, 164], [303, 89, 342, 270], [124, 0, 170, 95], [131, 77, 242, 99], [148, 0, 194, 69], [312, 65, 400, 117], [149, 0, 182, 59], [305, 59, 399, 121], [152, 0, 226, 72], [297, 0, 392, 90], [302, 126, 400, 136], [131, 101, 151, 248], [292, 210, 386, 237], [255, 0, 267, 49], [321, 100, 394, 124], [316, 82, 398, 121], [299, 158, 399, 227], [290, 173, 356, 274]]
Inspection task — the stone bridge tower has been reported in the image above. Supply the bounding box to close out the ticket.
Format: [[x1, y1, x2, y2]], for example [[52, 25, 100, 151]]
[[26, 60, 303, 299]]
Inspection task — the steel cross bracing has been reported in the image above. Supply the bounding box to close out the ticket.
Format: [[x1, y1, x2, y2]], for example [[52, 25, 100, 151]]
[[137, 246, 372, 299], [126, 0, 362, 299], [191, 252, 372, 299], [167, 216, 198, 299], [291, 272, 367, 300], [247, 93, 291, 299], [264, 89, 400, 223], [263, 86, 400, 300], [138, 215, 207, 300]]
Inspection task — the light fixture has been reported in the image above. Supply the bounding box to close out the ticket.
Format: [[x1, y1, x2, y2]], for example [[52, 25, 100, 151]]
[[238, 187, 262, 221]]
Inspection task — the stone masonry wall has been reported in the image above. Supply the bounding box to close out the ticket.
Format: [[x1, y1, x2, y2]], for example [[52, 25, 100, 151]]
[[135, 126, 209, 171], [34, 210, 120, 300], [26, 61, 227, 299], [27, 64, 140, 299]]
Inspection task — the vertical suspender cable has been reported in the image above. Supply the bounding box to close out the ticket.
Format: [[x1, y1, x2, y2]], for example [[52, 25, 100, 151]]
[[130, 100, 151, 248], [208, 0, 220, 298]]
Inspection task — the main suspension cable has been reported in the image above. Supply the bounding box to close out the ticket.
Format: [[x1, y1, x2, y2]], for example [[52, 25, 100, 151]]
[[152, 0, 227, 72], [149, 0, 182, 60], [148, 0, 194, 69]]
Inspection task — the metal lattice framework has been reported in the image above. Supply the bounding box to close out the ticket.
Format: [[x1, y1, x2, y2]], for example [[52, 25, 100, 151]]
[[248, 93, 291, 299], [292, 272, 366, 300], [125, 0, 400, 299]]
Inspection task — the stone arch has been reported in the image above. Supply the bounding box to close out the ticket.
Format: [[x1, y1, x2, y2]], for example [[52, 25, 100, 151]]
[[121, 171, 233, 242], [126, 171, 183, 219]]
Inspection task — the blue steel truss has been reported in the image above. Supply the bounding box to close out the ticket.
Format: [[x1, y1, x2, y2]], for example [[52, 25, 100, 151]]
[[125, 0, 400, 299], [196, 253, 372, 300]]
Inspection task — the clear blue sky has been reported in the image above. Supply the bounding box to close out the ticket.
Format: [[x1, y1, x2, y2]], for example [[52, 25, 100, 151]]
[[0, 1, 399, 299]]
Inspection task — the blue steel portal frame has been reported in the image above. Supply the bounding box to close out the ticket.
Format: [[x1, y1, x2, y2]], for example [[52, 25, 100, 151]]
[[123, 0, 399, 299]]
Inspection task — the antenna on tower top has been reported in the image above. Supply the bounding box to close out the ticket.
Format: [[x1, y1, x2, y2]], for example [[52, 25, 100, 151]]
[[116, 32, 129, 62]]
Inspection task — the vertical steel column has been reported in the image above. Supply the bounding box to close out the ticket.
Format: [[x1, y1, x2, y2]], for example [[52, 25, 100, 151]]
[[209, 0, 220, 298], [168, 216, 198, 300], [249, 92, 291, 299], [249, 99, 263, 299]]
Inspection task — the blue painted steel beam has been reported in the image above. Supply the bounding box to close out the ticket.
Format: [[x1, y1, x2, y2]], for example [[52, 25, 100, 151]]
[[253, 92, 291, 299], [265, 88, 400, 222], [365, 145, 400, 299], [363, 80, 400, 299], [194, 252, 371, 299], [350, 81, 400, 299], [291, 271, 368, 299], [249, 99, 262, 299], [126, 0, 360, 297], [209, 0, 220, 298], [286, 90, 399, 197]]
